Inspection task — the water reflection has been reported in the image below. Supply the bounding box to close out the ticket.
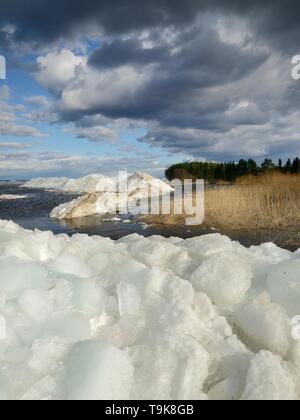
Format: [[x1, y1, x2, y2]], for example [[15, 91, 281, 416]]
[[57, 214, 117, 230], [53, 214, 150, 240]]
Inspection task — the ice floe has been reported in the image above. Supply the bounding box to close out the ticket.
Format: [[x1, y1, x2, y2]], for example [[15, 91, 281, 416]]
[[0, 195, 27, 200]]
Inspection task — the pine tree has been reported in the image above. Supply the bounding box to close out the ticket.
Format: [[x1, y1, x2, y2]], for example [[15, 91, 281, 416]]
[[165, 157, 300, 181], [291, 158, 300, 174], [261, 159, 275, 171], [284, 159, 292, 173], [248, 159, 258, 175]]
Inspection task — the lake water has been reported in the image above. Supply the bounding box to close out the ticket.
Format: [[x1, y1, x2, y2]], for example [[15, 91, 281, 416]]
[[0, 182, 297, 250], [0, 182, 213, 238]]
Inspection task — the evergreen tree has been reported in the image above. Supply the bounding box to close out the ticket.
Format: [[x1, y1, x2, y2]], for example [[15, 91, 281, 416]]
[[291, 158, 300, 174], [284, 159, 292, 173], [165, 157, 300, 182], [248, 159, 258, 175], [261, 158, 275, 171]]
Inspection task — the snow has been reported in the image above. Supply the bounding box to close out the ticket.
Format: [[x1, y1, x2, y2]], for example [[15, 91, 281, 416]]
[[234, 294, 291, 356], [241, 351, 297, 400], [22, 174, 116, 193], [0, 195, 27, 200], [64, 340, 133, 400], [0, 219, 300, 400], [49, 193, 118, 219], [63, 174, 116, 194], [190, 252, 252, 307], [23, 172, 173, 195], [267, 260, 300, 315], [103, 217, 122, 222], [24, 172, 174, 220], [22, 177, 69, 191]]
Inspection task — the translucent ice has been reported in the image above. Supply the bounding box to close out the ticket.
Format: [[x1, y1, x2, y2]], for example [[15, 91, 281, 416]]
[[64, 340, 133, 400], [0, 220, 299, 400], [190, 252, 252, 307], [267, 259, 300, 315]]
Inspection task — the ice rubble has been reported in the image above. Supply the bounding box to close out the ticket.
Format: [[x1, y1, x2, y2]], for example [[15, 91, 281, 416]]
[[23, 172, 174, 220], [50, 193, 118, 220], [0, 219, 300, 400], [49, 172, 174, 220]]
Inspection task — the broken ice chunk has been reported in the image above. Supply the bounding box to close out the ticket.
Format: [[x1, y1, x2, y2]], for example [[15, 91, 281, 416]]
[[117, 282, 141, 317]]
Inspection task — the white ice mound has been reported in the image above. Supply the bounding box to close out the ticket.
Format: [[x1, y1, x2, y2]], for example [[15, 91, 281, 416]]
[[50, 172, 174, 220], [62, 174, 116, 194], [50, 193, 118, 219], [22, 174, 111, 193], [22, 177, 69, 190], [126, 171, 173, 195], [23, 172, 173, 195], [0, 220, 300, 400]]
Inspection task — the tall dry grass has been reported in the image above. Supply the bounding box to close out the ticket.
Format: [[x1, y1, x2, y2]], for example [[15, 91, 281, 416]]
[[143, 172, 300, 233]]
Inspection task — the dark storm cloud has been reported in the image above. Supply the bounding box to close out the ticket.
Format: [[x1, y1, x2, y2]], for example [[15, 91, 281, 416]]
[[62, 23, 269, 130], [88, 39, 168, 69], [1, 0, 300, 52], [0, 29, 11, 50], [0, 0, 206, 47], [2, 0, 300, 161]]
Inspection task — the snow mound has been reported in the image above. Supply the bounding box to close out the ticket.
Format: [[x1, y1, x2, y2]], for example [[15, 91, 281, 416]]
[[22, 177, 69, 190], [50, 193, 118, 219], [49, 172, 174, 219], [0, 220, 299, 400], [127, 172, 173, 195], [23, 172, 173, 195], [62, 174, 115, 194]]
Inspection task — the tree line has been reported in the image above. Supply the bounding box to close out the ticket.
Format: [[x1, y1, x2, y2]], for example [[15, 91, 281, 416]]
[[165, 158, 300, 182]]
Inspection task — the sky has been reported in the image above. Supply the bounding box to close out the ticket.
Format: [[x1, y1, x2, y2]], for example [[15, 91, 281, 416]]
[[0, 0, 300, 179]]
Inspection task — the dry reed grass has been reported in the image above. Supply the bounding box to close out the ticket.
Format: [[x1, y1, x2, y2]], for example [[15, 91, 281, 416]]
[[142, 172, 300, 234]]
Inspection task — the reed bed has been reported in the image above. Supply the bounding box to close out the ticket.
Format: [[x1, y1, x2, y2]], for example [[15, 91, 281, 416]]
[[143, 173, 300, 234]]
